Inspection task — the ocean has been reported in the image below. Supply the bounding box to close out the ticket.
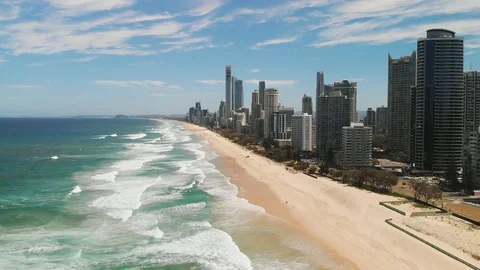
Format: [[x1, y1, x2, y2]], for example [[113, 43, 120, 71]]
[[0, 118, 329, 269]]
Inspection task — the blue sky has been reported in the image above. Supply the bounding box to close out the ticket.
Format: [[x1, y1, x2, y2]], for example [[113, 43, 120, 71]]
[[0, 0, 479, 116]]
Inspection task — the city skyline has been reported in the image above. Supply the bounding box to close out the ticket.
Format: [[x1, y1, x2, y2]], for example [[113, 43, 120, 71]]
[[1, 0, 480, 116]]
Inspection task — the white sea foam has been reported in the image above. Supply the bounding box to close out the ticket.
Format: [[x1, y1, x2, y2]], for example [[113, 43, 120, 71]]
[[110, 133, 118, 137], [141, 192, 182, 205], [134, 229, 252, 269], [125, 133, 147, 140], [92, 171, 118, 182], [50, 156, 59, 160], [24, 246, 62, 254], [149, 137, 162, 143], [90, 178, 158, 221], [184, 221, 212, 229], [111, 155, 165, 171], [162, 202, 206, 215], [129, 214, 165, 239]]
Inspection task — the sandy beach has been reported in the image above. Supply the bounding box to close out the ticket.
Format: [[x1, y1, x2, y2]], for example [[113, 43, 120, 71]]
[[181, 122, 477, 270]]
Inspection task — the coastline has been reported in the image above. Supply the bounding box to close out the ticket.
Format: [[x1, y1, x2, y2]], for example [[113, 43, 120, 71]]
[[180, 121, 474, 270]]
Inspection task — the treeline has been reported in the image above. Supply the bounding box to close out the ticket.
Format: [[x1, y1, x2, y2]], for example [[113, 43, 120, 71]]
[[410, 179, 443, 204], [325, 168, 399, 193]]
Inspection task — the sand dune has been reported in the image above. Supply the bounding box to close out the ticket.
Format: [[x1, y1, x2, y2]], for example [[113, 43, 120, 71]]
[[182, 122, 475, 270]]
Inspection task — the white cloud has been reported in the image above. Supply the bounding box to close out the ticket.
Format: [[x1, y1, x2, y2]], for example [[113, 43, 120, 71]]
[[167, 85, 184, 90], [187, 0, 225, 17], [3, 20, 184, 55], [466, 51, 476, 56], [6, 84, 43, 89], [161, 37, 211, 45], [251, 36, 298, 49], [92, 80, 167, 88], [245, 80, 296, 87], [249, 69, 260, 73], [0, 57, 7, 63], [71, 56, 97, 62], [0, 6, 20, 21], [47, 0, 135, 15], [28, 62, 46, 67], [153, 92, 212, 97], [196, 80, 224, 85]]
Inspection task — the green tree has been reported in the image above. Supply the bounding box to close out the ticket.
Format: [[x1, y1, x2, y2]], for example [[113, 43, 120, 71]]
[[263, 138, 273, 150], [372, 135, 386, 149]]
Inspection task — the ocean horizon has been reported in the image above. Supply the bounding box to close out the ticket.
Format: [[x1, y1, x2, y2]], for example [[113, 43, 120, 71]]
[[0, 117, 328, 269]]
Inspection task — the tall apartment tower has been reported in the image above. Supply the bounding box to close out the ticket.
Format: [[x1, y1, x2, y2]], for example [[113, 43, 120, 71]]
[[302, 94, 313, 115], [316, 72, 325, 97], [376, 106, 388, 135], [292, 113, 313, 152], [364, 108, 376, 134], [219, 100, 226, 127], [251, 90, 260, 119], [264, 88, 280, 137], [333, 80, 357, 122], [342, 123, 373, 167], [234, 79, 244, 110], [225, 65, 234, 113], [465, 71, 480, 133], [316, 71, 325, 157], [279, 106, 295, 130], [413, 29, 464, 172], [388, 52, 416, 156], [317, 91, 353, 159], [259, 81, 266, 110], [269, 112, 288, 139]]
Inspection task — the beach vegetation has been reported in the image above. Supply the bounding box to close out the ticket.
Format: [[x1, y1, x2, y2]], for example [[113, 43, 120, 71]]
[[307, 165, 318, 174], [331, 169, 398, 193], [410, 179, 442, 204]]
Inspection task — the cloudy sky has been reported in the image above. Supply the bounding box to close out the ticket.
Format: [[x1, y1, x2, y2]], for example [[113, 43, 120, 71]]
[[0, 0, 479, 116]]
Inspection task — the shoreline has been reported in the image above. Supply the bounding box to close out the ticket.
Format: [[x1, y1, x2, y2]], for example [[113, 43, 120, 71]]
[[180, 121, 474, 270]]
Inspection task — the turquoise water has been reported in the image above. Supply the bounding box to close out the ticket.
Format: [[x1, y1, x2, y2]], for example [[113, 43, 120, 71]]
[[0, 118, 331, 269]]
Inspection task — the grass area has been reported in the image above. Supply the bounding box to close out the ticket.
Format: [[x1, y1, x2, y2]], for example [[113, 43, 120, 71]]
[[391, 192, 414, 200]]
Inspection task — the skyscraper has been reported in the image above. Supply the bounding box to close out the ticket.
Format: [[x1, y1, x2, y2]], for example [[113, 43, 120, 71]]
[[251, 90, 260, 119], [388, 52, 416, 156], [269, 112, 288, 139], [364, 108, 376, 134], [225, 65, 234, 113], [317, 91, 353, 160], [292, 113, 313, 152], [333, 80, 357, 122], [376, 106, 387, 135], [234, 79, 244, 110], [219, 100, 226, 127], [413, 29, 464, 172], [259, 81, 266, 110], [316, 72, 325, 97], [464, 71, 480, 133], [342, 123, 373, 167], [302, 94, 313, 115], [279, 106, 294, 130], [264, 88, 280, 137]]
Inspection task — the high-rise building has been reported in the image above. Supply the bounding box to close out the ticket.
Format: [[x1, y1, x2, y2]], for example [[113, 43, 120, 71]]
[[292, 113, 313, 152], [251, 90, 259, 118], [219, 100, 226, 125], [302, 94, 313, 115], [342, 123, 373, 167], [264, 88, 280, 137], [317, 91, 353, 159], [259, 81, 266, 110], [269, 112, 288, 140], [333, 80, 357, 122], [364, 108, 376, 134], [240, 107, 250, 124], [225, 65, 234, 113], [388, 52, 416, 157], [413, 29, 464, 172], [376, 106, 388, 135], [464, 71, 480, 133], [234, 79, 244, 110], [316, 72, 325, 98], [279, 106, 294, 130], [195, 101, 201, 111]]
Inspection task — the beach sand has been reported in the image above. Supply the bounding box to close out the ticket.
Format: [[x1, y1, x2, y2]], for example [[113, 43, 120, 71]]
[[182, 122, 475, 270]]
